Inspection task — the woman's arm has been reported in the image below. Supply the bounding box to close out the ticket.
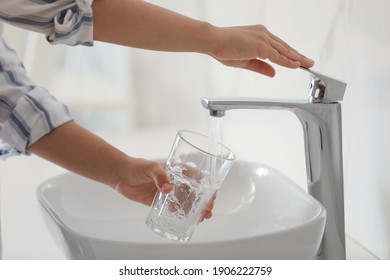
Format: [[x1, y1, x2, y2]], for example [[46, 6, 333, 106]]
[[92, 0, 213, 53], [27, 121, 214, 217], [92, 0, 314, 77], [26, 121, 170, 204]]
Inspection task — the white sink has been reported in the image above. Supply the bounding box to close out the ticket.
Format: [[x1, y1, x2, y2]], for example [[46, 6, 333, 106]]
[[36, 161, 326, 259]]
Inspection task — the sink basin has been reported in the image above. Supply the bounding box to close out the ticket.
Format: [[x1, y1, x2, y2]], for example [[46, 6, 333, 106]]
[[36, 161, 326, 259]]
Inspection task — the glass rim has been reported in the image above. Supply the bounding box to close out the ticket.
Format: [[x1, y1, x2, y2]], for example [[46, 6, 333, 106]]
[[177, 130, 235, 161]]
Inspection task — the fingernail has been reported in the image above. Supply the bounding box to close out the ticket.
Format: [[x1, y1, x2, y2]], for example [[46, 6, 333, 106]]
[[161, 183, 171, 193], [305, 57, 315, 64]]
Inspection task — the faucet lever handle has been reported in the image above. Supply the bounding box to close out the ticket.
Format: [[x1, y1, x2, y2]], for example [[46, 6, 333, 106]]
[[300, 67, 347, 103]]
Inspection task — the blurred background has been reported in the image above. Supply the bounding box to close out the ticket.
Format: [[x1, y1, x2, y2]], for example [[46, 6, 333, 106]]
[[2, 0, 390, 259]]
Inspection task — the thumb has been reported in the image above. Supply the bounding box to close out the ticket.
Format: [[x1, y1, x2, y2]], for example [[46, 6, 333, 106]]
[[219, 58, 276, 77], [144, 161, 173, 194], [243, 59, 276, 77]]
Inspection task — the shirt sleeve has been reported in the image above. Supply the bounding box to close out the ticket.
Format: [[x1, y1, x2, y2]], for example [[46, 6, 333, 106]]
[[0, 0, 94, 46], [0, 24, 73, 157]]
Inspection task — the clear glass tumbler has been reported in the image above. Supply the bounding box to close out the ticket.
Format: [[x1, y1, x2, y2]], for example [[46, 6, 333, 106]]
[[146, 130, 235, 242]]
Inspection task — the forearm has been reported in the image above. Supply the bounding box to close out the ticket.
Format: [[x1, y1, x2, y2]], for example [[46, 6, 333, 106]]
[[91, 0, 314, 76], [92, 0, 215, 54], [27, 121, 129, 188]]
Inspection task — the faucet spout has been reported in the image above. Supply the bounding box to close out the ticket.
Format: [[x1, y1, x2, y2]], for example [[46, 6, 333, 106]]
[[201, 97, 309, 115], [201, 69, 347, 260]]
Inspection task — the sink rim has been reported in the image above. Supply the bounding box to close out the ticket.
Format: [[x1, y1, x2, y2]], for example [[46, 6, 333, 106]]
[[36, 160, 326, 247]]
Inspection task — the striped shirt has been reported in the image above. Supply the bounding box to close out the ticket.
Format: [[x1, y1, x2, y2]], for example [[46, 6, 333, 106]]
[[0, 0, 94, 157]]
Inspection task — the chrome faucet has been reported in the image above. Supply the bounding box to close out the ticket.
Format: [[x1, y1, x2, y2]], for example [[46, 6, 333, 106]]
[[201, 67, 347, 260]]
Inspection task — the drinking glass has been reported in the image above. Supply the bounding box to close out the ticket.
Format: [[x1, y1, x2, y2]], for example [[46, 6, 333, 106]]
[[146, 130, 235, 242]]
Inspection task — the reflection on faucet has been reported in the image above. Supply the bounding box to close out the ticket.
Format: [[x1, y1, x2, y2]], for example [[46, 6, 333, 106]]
[[201, 68, 347, 260]]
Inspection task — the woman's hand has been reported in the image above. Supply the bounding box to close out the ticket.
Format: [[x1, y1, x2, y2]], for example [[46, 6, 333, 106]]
[[114, 158, 215, 220], [209, 25, 315, 77]]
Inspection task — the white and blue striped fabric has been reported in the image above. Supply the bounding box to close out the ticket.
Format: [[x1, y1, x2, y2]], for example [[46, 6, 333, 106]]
[[0, 0, 94, 46], [0, 0, 94, 157]]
